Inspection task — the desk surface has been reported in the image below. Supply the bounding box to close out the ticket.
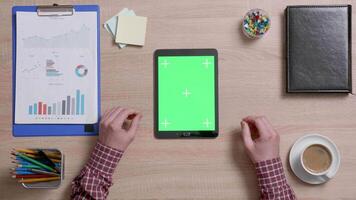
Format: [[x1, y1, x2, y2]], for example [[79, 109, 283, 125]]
[[1, 0, 356, 199]]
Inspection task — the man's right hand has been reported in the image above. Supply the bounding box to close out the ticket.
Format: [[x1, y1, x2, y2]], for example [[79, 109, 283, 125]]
[[99, 107, 142, 151], [240, 116, 280, 163]]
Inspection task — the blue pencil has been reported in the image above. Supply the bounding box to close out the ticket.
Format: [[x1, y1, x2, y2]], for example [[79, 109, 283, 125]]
[[13, 156, 61, 169], [15, 157, 29, 162], [14, 160, 61, 167], [12, 171, 36, 175], [12, 159, 32, 165], [18, 160, 31, 164], [14, 160, 35, 165], [13, 167, 39, 171]]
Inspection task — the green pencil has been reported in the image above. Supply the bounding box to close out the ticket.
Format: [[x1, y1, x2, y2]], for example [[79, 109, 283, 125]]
[[17, 164, 43, 169], [15, 152, 57, 173], [30, 168, 60, 176]]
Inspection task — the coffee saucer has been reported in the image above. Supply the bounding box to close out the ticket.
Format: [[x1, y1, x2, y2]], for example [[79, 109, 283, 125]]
[[289, 134, 341, 184]]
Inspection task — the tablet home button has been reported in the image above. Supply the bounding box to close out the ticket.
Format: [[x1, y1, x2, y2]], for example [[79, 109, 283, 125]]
[[182, 132, 191, 137]]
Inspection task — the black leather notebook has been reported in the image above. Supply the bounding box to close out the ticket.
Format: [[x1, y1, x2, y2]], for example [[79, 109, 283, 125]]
[[286, 5, 352, 93]]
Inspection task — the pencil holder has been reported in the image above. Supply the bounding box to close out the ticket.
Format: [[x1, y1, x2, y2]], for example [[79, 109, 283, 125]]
[[11, 148, 64, 189]]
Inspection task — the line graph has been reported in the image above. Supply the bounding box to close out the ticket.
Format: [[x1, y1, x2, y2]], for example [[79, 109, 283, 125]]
[[21, 63, 40, 73], [23, 25, 90, 49]]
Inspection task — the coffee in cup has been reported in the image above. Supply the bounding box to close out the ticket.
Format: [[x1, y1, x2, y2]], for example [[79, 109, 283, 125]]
[[301, 144, 332, 175]]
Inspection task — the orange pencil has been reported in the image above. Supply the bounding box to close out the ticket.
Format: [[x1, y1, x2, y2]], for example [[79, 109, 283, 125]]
[[18, 177, 60, 183], [12, 174, 54, 179]]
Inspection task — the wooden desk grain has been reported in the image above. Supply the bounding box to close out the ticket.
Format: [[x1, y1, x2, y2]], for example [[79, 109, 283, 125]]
[[1, 0, 356, 199]]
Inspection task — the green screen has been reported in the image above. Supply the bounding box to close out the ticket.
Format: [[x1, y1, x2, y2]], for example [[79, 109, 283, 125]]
[[158, 56, 216, 131]]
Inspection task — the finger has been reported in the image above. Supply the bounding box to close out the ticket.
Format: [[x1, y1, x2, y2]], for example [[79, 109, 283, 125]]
[[261, 117, 276, 136], [241, 121, 254, 149], [101, 107, 117, 121], [105, 107, 125, 125], [100, 108, 116, 126], [128, 114, 142, 135], [112, 109, 138, 129], [243, 116, 265, 130], [243, 116, 270, 139], [242, 115, 261, 123]]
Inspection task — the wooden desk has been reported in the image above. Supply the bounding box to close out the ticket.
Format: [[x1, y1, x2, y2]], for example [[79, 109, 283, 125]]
[[1, 0, 356, 199]]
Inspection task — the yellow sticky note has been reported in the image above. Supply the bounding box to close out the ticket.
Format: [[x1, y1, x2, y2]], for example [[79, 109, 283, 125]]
[[115, 15, 147, 46]]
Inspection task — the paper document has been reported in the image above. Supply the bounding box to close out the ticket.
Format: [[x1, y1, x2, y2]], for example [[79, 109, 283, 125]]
[[15, 12, 98, 124], [104, 8, 136, 48], [115, 15, 147, 46]]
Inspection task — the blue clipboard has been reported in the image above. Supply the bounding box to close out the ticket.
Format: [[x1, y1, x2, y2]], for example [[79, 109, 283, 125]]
[[12, 5, 101, 137]]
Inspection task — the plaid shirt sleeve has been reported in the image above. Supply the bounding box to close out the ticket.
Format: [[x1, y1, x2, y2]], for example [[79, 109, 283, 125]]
[[71, 142, 124, 200], [255, 157, 296, 200]]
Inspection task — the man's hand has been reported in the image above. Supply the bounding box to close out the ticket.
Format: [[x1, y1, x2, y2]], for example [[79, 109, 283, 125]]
[[99, 107, 142, 151], [241, 116, 280, 163]]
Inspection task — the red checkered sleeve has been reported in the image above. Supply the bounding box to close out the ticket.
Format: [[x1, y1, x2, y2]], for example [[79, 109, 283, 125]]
[[255, 157, 296, 200], [71, 142, 124, 200]]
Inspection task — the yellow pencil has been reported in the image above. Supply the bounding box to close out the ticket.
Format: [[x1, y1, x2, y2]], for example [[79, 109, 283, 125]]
[[50, 158, 61, 163], [15, 149, 37, 154], [23, 153, 37, 158], [43, 152, 62, 159], [14, 149, 62, 160], [18, 176, 60, 183]]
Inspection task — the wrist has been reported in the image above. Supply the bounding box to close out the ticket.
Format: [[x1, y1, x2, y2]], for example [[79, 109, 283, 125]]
[[254, 157, 288, 188], [252, 155, 280, 163], [255, 156, 282, 167], [98, 136, 127, 152], [86, 142, 124, 177]]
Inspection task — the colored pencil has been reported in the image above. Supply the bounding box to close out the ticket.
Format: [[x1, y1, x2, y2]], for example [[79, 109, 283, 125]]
[[14, 149, 62, 159], [12, 157, 28, 162], [17, 165, 43, 169], [12, 167, 53, 172], [22, 153, 37, 158], [18, 177, 60, 183], [12, 160, 32, 165], [12, 174, 54, 179], [13, 155, 60, 163], [30, 168, 59, 176], [12, 160, 61, 167], [43, 151, 61, 159], [50, 158, 61, 163], [14, 149, 36, 154], [12, 167, 34, 171], [11, 171, 36, 175], [12, 152, 61, 161], [14, 152, 57, 173]]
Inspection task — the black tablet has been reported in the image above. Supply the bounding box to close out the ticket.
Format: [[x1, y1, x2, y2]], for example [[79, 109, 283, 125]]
[[154, 49, 218, 138]]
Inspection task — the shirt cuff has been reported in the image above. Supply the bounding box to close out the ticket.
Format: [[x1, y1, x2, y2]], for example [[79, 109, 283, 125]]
[[86, 142, 124, 177], [254, 157, 288, 190]]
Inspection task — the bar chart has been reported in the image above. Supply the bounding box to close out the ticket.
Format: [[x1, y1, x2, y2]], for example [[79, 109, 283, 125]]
[[46, 59, 62, 77], [28, 90, 85, 116]]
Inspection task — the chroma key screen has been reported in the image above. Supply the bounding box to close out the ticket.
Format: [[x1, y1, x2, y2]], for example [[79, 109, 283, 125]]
[[158, 56, 216, 131]]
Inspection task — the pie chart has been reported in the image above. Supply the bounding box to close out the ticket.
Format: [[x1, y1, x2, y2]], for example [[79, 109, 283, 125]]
[[75, 65, 88, 77]]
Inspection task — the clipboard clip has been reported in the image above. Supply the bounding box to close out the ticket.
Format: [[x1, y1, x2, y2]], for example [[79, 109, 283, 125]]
[[37, 3, 74, 16]]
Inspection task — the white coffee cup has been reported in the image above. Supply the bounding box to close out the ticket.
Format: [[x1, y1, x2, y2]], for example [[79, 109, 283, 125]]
[[300, 143, 333, 177]]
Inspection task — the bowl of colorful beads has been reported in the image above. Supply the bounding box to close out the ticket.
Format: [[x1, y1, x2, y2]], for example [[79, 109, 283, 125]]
[[242, 8, 271, 39]]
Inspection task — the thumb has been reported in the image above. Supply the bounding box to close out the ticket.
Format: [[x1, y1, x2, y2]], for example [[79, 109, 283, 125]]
[[128, 114, 142, 136], [241, 121, 254, 149]]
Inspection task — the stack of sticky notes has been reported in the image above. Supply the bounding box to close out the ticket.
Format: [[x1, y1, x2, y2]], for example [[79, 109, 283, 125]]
[[104, 8, 147, 48], [11, 148, 62, 185]]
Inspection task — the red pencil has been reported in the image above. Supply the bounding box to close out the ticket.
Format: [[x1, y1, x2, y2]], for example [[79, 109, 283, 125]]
[[11, 174, 53, 179]]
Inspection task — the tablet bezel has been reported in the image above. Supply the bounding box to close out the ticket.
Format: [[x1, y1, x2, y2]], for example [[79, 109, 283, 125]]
[[154, 49, 219, 138]]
